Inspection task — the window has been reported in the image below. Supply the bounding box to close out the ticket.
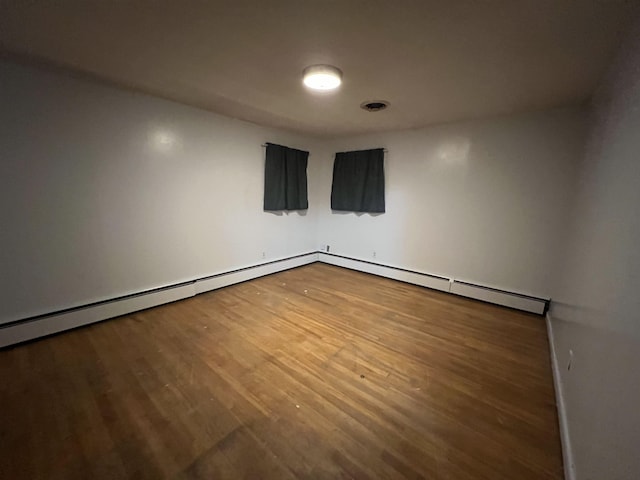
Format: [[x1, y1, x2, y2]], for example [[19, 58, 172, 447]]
[[331, 148, 385, 213], [263, 143, 309, 211]]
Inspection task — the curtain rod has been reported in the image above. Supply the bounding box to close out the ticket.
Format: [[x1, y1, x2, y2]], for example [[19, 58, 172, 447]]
[[261, 144, 388, 153]]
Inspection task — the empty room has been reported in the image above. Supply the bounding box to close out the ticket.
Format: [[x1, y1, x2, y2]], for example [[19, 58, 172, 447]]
[[1, 2, 639, 479]]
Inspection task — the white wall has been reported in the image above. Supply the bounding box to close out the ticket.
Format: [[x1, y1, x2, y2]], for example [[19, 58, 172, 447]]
[[0, 61, 588, 327], [549, 14, 640, 480], [317, 108, 586, 298], [0, 60, 320, 325]]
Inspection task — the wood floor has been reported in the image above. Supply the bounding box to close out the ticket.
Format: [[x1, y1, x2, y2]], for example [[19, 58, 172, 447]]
[[0, 263, 563, 479]]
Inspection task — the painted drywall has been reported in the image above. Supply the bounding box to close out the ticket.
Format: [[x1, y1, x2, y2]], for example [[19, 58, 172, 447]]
[[316, 108, 586, 298], [1, 58, 585, 332], [0, 60, 321, 325], [549, 14, 640, 480]]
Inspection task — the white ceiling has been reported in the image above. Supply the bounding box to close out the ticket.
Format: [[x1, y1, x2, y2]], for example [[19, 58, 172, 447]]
[[0, 1, 636, 137]]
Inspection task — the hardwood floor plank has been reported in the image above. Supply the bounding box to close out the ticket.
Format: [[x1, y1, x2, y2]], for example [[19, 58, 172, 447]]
[[0, 263, 563, 479]]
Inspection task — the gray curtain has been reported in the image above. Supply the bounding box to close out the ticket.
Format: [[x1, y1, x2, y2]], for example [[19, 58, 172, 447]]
[[331, 148, 385, 213], [264, 143, 309, 211]]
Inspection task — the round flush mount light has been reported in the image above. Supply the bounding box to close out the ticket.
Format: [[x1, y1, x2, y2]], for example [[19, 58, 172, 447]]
[[302, 64, 343, 91], [360, 100, 389, 112]]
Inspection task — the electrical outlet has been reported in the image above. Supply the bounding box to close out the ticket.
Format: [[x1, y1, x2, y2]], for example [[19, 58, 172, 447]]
[[326, 245, 330, 252]]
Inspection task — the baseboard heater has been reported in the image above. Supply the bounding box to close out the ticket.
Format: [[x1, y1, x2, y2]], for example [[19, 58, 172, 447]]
[[317, 252, 549, 315], [0, 252, 318, 348], [1, 250, 548, 348]]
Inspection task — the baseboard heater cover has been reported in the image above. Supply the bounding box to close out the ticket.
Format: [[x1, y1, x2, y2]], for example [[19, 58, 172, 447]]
[[0, 252, 318, 348], [450, 280, 547, 315], [1, 251, 546, 347], [317, 252, 548, 315], [195, 252, 317, 294], [318, 252, 451, 292], [0, 283, 196, 349]]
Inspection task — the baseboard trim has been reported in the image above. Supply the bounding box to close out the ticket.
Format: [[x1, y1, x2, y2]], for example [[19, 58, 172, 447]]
[[450, 281, 547, 314], [0, 283, 196, 349], [318, 252, 451, 292], [0, 250, 546, 348], [318, 252, 547, 314], [194, 252, 318, 294], [0, 252, 318, 348], [546, 312, 575, 480]]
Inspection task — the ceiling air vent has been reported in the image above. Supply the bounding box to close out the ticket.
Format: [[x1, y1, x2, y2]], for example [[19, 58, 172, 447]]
[[360, 100, 389, 112]]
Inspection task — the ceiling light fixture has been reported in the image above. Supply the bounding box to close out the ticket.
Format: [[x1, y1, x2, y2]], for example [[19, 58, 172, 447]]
[[302, 64, 343, 91]]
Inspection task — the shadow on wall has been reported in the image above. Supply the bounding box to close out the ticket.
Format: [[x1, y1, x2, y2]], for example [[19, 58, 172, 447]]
[[265, 210, 308, 217], [331, 211, 384, 217]]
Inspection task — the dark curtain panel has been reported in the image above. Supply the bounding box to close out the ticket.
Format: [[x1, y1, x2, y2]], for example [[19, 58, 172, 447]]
[[331, 148, 385, 213], [264, 143, 309, 211]]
